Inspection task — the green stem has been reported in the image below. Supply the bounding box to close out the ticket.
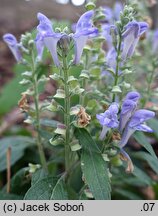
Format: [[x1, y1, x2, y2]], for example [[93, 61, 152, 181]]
[[80, 79, 86, 106], [80, 53, 89, 106], [112, 35, 122, 102], [31, 52, 48, 173], [101, 130, 112, 153], [141, 63, 156, 108], [62, 52, 71, 173], [147, 68, 155, 99]]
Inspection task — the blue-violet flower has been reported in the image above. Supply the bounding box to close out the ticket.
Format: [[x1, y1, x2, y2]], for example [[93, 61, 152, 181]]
[[122, 21, 148, 60], [96, 103, 119, 140], [119, 91, 140, 132], [3, 33, 22, 62], [113, 1, 123, 21], [152, 29, 158, 54], [72, 10, 98, 64], [36, 11, 98, 66], [119, 109, 155, 148]]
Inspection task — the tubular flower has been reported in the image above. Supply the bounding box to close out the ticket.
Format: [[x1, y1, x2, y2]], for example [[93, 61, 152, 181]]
[[102, 46, 122, 77], [3, 33, 22, 62], [72, 10, 98, 64], [113, 1, 123, 21], [120, 149, 134, 173], [122, 21, 148, 60], [96, 103, 119, 140], [119, 109, 155, 148], [106, 47, 117, 71], [102, 7, 113, 24], [152, 29, 158, 54], [36, 13, 63, 66], [118, 91, 154, 173], [102, 24, 114, 50], [36, 11, 98, 66], [102, 2, 123, 23], [119, 92, 140, 132]]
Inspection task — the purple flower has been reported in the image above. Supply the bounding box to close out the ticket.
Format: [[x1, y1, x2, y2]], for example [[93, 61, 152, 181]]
[[119, 109, 155, 148], [36, 11, 98, 66], [102, 24, 114, 50], [120, 148, 134, 173], [71, 23, 77, 33], [119, 99, 137, 132], [3, 33, 22, 62], [122, 21, 148, 60], [152, 29, 158, 54], [102, 46, 123, 77], [102, 2, 123, 23], [119, 92, 140, 132], [113, 1, 123, 21], [102, 7, 113, 23], [125, 91, 140, 102], [37, 12, 52, 26], [106, 47, 117, 71], [36, 12, 63, 66], [96, 103, 119, 140], [72, 10, 98, 64]]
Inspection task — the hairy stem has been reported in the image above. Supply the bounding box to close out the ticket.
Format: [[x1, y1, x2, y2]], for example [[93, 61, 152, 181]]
[[31, 52, 48, 173], [80, 52, 89, 106], [147, 67, 155, 100], [62, 52, 71, 173], [112, 34, 122, 102]]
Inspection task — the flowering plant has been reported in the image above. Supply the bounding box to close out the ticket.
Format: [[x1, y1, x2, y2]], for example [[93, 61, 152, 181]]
[[1, 1, 158, 200]]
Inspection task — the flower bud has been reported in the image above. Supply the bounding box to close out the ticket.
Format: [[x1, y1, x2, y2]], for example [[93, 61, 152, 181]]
[[28, 163, 41, 173], [54, 124, 66, 136], [59, 35, 70, 56], [85, 2, 96, 11]]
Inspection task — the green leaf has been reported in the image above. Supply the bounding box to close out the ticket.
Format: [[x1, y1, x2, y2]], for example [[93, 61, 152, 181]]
[[31, 169, 47, 186], [133, 132, 157, 159], [66, 186, 78, 200], [24, 177, 57, 200], [0, 192, 23, 200], [132, 166, 153, 186], [51, 177, 68, 200], [0, 136, 35, 172], [0, 65, 27, 115], [40, 118, 59, 128], [112, 167, 149, 187], [9, 167, 31, 195], [114, 188, 142, 200], [75, 128, 111, 200], [133, 151, 158, 174], [122, 177, 149, 187], [75, 128, 100, 152], [148, 119, 158, 139]]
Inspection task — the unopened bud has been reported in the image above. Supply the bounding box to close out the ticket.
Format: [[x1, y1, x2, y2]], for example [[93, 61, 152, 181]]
[[85, 2, 96, 11], [54, 124, 66, 136], [59, 35, 70, 56]]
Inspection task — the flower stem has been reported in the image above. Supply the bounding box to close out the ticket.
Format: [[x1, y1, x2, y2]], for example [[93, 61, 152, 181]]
[[62, 51, 71, 173], [141, 62, 156, 108], [101, 130, 112, 153], [147, 67, 155, 100], [80, 52, 89, 106], [112, 34, 122, 102], [31, 52, 48, 173]]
